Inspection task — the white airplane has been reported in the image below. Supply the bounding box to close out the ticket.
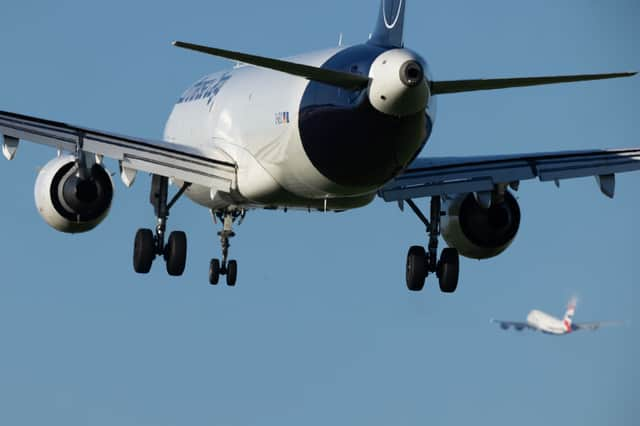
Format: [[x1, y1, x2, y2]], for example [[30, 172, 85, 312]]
[[0, 1, 638, 290], [491, 298, 622, 335]]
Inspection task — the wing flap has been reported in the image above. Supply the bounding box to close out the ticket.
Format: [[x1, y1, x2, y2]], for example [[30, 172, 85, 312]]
[[0, 110, 236, 190], [379, 149, 640, 201]]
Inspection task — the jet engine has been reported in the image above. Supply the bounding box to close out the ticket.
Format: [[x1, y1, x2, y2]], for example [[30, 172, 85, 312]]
[[441, 190, 521, 260], [34, 155, 114, 233]]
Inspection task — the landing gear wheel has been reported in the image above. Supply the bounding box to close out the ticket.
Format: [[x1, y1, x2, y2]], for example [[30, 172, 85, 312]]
[[209, 259, 221, 285], [406, 246, 427, 292], [133, 228, 155, 274], [226, 260, 238, 287], [165, 231, 187, 276], [437, 248, 459, 293]]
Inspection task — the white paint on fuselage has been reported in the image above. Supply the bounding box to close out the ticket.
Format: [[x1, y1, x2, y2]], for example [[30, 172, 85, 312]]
[[165, 47, 379, 210], [164, 45, 434, 212], [526, 309, 568, 335]]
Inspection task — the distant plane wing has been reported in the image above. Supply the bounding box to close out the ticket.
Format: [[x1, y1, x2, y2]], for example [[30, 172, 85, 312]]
[[0, 110, 236, 190], [378, 149, 640, 202], [490, 319, 536, 331], [572, 321, 624, 331]]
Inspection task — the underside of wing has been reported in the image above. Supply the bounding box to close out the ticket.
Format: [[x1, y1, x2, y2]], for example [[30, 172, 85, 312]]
[[491, 319, 534, 331], [0, 110, 237, 190], [379, 148, 640, 202], [572, 321, 624, 331]]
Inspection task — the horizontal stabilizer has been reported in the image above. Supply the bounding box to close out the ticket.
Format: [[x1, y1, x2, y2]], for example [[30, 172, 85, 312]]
[[431, 72, 637, 95], [172, 41, 370, 90]]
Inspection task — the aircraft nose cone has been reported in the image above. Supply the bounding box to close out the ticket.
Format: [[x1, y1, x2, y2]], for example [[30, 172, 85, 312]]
[[400, 60, 424, 87]]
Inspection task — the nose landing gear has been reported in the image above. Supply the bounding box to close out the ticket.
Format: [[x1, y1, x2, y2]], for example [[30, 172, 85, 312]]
[[208, 209, 244, 286]]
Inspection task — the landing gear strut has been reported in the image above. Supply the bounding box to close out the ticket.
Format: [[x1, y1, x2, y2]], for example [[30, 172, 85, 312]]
[[133, 175, 190, 276], [405, 196, 459, 293], [209, 209, 244, 286]]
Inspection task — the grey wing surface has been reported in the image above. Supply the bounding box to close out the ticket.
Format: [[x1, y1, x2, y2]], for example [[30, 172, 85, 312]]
[[491, 319, 536, 331], [379, 149, 640, 201], [572, 321, 624, 331], [0, 110, 236, 190]]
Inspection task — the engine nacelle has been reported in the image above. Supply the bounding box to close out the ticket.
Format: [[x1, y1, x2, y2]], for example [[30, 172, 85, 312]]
[[368, 49, 430, 117], [35, 155, 114, 233], [441, 191, 521, 260]]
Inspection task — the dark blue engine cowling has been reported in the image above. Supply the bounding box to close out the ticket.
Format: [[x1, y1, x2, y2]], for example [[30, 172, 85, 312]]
[[298, 45, 432, 188]]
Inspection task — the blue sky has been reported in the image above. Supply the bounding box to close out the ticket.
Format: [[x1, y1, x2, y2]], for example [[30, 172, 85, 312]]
[[0, 1, 637, 425]]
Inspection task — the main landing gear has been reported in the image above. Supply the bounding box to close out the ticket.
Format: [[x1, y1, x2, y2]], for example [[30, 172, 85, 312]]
[[131, 175, 246, 285], [133, 175, 190, 276], [208, 209, 244, 286], [405, 196, 460, 293]]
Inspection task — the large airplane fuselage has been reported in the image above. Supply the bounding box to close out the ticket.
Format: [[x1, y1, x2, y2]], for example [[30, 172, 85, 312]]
[[527, 310, 570, 335], [164, 44, 435, 211]]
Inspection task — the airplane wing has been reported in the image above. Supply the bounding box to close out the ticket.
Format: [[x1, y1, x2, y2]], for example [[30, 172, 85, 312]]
[[378, 149, 640, 201], [0, 110, 236, 190], [572, 321, 624, 331], [490, 319, 536, 331]]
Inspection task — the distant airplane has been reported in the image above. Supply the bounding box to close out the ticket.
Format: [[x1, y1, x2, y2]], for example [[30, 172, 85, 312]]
[[491, 298, 622, 335], [0, 0, 638, 290]]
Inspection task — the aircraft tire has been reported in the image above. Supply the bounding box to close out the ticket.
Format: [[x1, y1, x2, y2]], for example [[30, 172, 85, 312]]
[[133, 228, 155, 274], [437, 248, 459, 293], [226, 260, 238, 287], [209, 259, 221, 285], [165, 231, 187, 276], [406, 246, 427, 291]]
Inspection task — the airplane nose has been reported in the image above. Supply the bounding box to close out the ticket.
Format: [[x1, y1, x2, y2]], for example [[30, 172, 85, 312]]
[[400, 60, 424, 87]]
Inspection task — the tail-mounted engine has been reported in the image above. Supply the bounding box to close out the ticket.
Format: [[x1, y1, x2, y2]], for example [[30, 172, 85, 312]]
[[441, 190, 521, 259], [35, 155, 114, 233]]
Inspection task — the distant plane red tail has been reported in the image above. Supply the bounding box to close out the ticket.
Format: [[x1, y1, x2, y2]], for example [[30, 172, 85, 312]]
[[563, 297, 577, 332]]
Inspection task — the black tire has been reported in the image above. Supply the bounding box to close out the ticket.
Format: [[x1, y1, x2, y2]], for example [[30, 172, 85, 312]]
[[165, 231, 187, 276], [406, 246, 427, 292], [209, 259, 221, 285], [437, 248, 459, 293], [226, 260, 238, 287], [133, 228, 155, 274]]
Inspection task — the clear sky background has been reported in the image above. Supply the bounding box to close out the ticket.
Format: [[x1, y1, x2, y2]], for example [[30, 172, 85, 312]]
[[0, 1, 637, 425]]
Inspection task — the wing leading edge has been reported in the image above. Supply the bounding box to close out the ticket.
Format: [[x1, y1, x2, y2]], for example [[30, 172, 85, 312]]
[[0, 110, 236, 190], [379, 149, 640, 202]]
